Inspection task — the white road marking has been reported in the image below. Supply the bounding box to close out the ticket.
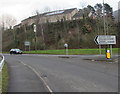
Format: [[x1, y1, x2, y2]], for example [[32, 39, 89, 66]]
[[20, 61, 53, 93]]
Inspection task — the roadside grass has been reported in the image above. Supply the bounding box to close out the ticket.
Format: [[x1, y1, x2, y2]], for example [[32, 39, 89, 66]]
[[24, 48, 119, 55], [0, 62, 9, 93], [0, 71, 1, 93]]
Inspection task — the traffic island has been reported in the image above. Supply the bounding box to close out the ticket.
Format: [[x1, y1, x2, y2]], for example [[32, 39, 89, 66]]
[[58, 56, 70, 58], [83, 56, 119, 63], [58, 55, 76, 59]]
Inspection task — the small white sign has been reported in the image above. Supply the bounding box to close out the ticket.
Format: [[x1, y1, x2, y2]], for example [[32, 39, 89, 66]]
[[34, 25, 36, 32], [24, 41, 31, 46], [64, 43, 68, 48]]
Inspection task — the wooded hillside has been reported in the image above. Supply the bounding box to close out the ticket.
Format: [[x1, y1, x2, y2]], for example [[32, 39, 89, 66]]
[[2, 17, 119, 51], [2, 3, 120, 51]]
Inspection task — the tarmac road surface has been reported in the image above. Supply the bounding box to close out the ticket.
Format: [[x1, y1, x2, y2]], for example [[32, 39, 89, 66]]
[[4, 54, 118, 92]]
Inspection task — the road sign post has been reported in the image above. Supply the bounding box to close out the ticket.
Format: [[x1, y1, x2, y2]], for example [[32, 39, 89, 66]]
[[99, 45, 102, 55], [110, 45, 112, 56], [94, 35, 116, 59], [34, 25, 37, 50], [24, 41, 31, 51]]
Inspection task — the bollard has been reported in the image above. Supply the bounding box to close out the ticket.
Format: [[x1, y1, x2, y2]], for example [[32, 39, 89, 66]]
[[106, 50, 111, 59], [64, 43, 68, 55]]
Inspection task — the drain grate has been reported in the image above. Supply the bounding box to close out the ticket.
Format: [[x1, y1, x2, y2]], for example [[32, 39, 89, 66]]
[[41, 74, 47, 78]]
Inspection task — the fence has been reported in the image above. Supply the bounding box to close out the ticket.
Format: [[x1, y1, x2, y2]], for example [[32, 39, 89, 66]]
[[0, 54, 5, 72]]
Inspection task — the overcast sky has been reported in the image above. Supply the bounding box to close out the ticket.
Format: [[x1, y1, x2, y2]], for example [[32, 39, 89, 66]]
[[0, 0, 119, 24]]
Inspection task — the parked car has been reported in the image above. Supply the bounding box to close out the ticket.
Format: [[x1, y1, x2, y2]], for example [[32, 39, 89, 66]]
[[10, 49, 23, 54]]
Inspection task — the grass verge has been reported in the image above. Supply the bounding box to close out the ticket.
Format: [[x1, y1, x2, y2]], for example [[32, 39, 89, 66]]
[[24, 48, 119, 55], [0, 62, 9, 93]]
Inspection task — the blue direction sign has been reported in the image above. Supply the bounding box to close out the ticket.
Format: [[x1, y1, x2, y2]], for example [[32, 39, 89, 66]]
[[94, 35, 116, 45]]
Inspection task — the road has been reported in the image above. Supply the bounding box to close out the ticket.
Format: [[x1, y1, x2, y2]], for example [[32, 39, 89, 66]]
[[4, 54, 118, 92]]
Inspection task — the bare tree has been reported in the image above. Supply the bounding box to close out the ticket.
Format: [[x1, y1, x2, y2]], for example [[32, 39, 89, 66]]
[[0, 14, 16, 30], [43, 6, 51, 13], [35, 10, 44, 39], [0, 20, 2, 53], [33, 10, 46, 50]]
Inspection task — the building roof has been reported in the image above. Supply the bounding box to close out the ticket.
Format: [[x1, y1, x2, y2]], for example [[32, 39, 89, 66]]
[[42, 8, 77, 16], [72, 9, 83, 18], [22, 8, 77, 22], [64, 8, 77, 14], [21, 15, 36, 22], [14, 23, 21, 28]]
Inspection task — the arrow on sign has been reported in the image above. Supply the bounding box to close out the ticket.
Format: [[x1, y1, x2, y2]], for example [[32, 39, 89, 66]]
[[94, 36, 99, 45]]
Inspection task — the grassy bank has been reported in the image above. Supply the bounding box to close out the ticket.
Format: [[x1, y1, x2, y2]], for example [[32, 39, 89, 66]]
[[0, 71, 1, 93], [0, 63, 9, 93], [24, 48, 119, 55]]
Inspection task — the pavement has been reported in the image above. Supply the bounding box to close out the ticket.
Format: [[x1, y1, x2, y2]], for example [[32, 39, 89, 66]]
[[6, 56, 49, 92]]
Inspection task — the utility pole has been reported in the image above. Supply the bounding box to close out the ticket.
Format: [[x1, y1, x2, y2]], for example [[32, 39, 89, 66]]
[[103, 0, 111, 58], [103, 0, 107, 55], [103, 0, 106, 35]]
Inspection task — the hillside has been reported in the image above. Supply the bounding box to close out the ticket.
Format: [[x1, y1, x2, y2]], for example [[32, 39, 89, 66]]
[[2, 17, 119, 51]]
